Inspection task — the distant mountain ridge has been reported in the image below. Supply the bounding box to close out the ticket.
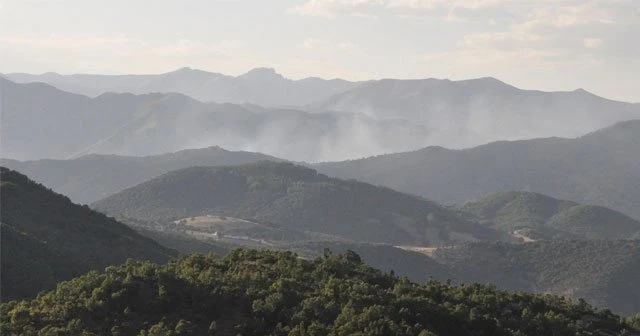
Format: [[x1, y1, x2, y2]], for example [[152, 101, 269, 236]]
[[4, 70, 639, 161], [3, 67, 359, 107], [0, 77, 429, 162], [311, 77, 640, 149], [316, 119, 640, 220]]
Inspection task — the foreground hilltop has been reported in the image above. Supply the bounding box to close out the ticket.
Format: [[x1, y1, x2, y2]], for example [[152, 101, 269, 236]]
[[2, 249, 638, 335], [92, 162, 506, 246], [0, 168, 176, 301]]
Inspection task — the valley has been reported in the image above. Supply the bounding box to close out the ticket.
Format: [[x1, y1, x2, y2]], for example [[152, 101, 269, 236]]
[[2, 62, 640, 335]]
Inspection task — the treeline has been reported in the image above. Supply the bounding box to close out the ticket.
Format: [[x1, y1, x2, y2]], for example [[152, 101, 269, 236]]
[[2, 249, 638, 336]]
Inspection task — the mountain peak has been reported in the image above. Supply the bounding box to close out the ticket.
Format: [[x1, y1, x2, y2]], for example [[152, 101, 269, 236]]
[[239, 67, 284, 81], [173, 67, 194, 73], [571, 88, 597, 96]]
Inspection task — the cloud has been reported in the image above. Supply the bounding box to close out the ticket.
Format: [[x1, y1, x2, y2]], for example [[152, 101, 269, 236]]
[[288, 0, 638, 26], [386, 0, 506, 10], [582, 37, 603, 49], [287, 0, 384, 18], [147, 39, 247, 58], [288, 0, 513, 18], [409, 0, 638, 73], [299, 38, 354, 52], [0, 35, 251, 74]]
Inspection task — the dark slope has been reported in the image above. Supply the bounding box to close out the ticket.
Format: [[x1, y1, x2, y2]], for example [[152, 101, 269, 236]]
[[316, 119, 640, 219], [432, 240, 640, 315], [0, 168, 175, 301], [92, 162, 506, 246], [457, 191, 640, 240], [2, 249, 637, 335], [1, 146, 282, 204]]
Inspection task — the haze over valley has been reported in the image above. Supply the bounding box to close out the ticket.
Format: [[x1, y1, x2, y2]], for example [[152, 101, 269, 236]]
[[2, 0, 640, 334], [2, 70, 638, 162]]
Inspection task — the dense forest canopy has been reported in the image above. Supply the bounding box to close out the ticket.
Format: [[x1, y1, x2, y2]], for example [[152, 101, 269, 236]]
[[2, 249, 639, 336]]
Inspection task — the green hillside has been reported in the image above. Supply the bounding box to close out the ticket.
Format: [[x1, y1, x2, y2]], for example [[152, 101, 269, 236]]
[[129, 229, 640, 315], [2, 249, 638, 336], [0, 167, 176, 301], [457, 191, 640, 240], [92, 162, 506, 246]]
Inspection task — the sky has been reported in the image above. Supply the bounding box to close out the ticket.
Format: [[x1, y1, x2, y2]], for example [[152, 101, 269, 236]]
[[0, 0, 638, 102]]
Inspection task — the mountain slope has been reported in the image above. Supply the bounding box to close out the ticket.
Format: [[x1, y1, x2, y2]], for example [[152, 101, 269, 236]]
[[1, 146, 282, 204], [4, 67, 358, 106], [0, 78, 428, 161], [92, 162, 506, 246], [312, 77, 640, 149], [2, 249, 637, 335], [432, 240, 640, 315], [0, 77, 140, 160], [293, 240, 640, 315], [457, 191, 640, 240], [0, 168, 175, 301], [316, 119, 640, 220]]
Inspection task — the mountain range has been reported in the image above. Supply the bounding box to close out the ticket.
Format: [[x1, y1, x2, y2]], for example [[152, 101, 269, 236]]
[[311, 77, 640, 148], [6, 118, 639, 221], [317, 119, 640, 220], [3, 67, 358, 107], [3, 66, 640, 320], [0, 77, 428, 162], [3, 69, 639, 162]]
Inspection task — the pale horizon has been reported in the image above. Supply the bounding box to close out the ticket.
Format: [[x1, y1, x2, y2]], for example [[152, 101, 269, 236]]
[[1, 0, 638, 103]]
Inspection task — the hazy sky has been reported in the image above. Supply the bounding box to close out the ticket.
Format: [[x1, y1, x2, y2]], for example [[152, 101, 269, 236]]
[[1, 0, 638, 102]]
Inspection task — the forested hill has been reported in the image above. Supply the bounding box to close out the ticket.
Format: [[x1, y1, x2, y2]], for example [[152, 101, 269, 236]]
[[92, 162, 506, 246], [457, 191, 640, 240], [1, 146, 282, 204], [2, 249, 638, 336], [0, 167, 176, 301]]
